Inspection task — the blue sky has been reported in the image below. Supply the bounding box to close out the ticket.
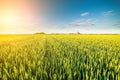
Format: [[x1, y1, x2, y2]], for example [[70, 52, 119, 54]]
[[49, 0, 120, 22], [43, 0, 120, 33], [0, 0, 120, 34]]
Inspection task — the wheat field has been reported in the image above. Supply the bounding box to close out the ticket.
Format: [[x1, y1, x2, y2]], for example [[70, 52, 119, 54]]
[[0, 34, 120, 80]]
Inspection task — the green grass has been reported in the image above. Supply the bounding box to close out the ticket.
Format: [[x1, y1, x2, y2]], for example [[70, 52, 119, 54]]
[[0, 34, 120, 80]]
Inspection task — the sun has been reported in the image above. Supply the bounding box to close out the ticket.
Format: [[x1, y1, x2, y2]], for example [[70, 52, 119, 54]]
[[0, 0, 37, 34], [0, 11, 18, 24], [1, 17, 14, 24]]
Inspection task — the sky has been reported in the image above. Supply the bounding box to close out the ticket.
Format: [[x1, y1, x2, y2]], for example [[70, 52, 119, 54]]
[[0, 0, 120, 34]]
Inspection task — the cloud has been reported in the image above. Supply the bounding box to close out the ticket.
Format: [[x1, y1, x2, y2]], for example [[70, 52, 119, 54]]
[[112, 24, 120, 26], [102, 10, 115, 17], [69, 18, 97, 27], [81, 12, 89, 16], [70, 22, 94, 26], [113, 20, 120, 22], [112, 19, 120, 27]]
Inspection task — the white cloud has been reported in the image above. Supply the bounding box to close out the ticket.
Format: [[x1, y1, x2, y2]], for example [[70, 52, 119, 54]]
[[71, 22, 94, 26], [69, 18, 97, 27], [112, 24, 120, 26], [81, 12, 89, 16], [102, 10, 115, 17]]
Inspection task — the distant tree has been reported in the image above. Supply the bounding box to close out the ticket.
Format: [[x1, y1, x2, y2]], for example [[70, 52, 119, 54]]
[[77, 32, 81, 34], [34, 32, 46, 34]]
